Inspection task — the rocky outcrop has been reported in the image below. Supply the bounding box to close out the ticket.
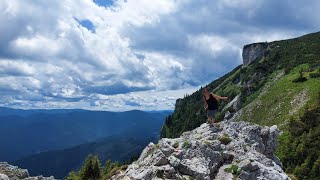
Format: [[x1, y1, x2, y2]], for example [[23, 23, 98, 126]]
[[223, 95, 241, 112], [175, 98, 184, 111], [242, 43, 268, 65], [112, 120, 289, 180], [0, 162, 56, 180]]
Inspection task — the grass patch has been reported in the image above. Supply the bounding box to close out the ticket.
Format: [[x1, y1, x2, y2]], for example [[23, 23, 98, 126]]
[[204, 141, 211, 145], [155, 143, 160, 149], [182, 141, 191, 149], [224, 164, 241, 177], [173, 141, 179, 148], [219, 134, 232, 145], [105, 166, 122, 179], [288, 174, 299, 180], [240, 64, 320, 127], [215, 111, 225, 122]]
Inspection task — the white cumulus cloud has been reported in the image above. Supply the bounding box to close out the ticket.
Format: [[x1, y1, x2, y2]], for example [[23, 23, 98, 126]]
[[0, 0, 319, 110]]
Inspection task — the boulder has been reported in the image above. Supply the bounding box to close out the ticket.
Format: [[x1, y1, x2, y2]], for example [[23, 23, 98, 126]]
[[223, 95, 241, 112], [0, 174, 9, 180], [0, 162, 57, 180]]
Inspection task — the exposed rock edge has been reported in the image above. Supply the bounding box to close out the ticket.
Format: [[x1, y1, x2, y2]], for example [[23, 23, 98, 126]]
[[112, 119, 290, 180]]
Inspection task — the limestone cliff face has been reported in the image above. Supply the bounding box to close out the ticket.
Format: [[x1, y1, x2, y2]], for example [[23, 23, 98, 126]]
[[242, 43, 268, 65], [112, 118, 290, 180], [0, 162, 56, 180]]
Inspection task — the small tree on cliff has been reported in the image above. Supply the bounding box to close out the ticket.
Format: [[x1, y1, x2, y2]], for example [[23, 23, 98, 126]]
[[79, 154, 101, 180]]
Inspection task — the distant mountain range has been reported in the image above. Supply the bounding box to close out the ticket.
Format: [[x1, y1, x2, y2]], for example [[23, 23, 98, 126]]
[[0, 107, 170, 164], [12, 135, 153, 179]]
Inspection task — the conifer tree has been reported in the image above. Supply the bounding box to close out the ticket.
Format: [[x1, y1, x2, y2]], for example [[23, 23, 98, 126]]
[[92, 155, 101, 179], [103, 159, 112, 175], [79, 154, 94, 180]]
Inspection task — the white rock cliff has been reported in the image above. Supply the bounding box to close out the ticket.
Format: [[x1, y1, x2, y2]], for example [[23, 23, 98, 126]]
[[112, 119, 290, 180], [242, 43, 268, 65]]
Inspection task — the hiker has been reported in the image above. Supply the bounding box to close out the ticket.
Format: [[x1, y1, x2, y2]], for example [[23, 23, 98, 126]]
[[203, 88, 228, 125]]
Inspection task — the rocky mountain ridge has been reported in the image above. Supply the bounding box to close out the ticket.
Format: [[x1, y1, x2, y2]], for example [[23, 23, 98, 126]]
[[112, 117, 290, 180], [0, 162, 56, 180]]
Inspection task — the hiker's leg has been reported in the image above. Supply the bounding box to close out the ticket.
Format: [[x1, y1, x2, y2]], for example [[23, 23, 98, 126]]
[[212, 117, 216, 124], [208, 110, 215, 124], [208, 117, 212, 124], [211, 110, 217, 124]]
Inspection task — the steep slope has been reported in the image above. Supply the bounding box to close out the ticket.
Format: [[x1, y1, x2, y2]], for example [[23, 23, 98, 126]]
[[276, 94, 320, 180], [112, 120, 289, 179], [239, 64, 320, 127], [161, 31, 320, 179]]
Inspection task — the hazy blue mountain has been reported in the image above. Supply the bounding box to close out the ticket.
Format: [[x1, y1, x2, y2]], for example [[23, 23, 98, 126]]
[[12, 135, 153, 179], [0, 107, 85, 117], [0, 108, 170, 161]]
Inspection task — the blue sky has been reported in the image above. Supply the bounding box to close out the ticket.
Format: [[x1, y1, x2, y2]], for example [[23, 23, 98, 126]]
[[93, 0, 114, 7], [0, 0, 319, 111]]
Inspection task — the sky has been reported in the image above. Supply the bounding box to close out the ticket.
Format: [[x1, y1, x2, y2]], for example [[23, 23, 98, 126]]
[[0, 0, 319, 111]]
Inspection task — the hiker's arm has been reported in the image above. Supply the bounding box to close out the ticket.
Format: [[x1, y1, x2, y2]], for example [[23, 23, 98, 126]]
[[212, 93, 228, 101], [203, 96, 208, 109]]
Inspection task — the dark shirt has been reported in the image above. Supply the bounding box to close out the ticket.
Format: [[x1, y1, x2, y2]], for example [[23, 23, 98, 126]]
[[205, 94, 218, 110]]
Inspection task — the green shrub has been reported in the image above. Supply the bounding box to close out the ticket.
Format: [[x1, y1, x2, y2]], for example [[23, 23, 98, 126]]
[[292, 76, 307, 82], [182, 141, 191, 149], [287, 174, 299, 180], [215, 111, 225, 122], [156, 170, 164, 178], [219, 134, 232, 145], [226, 106, 236, 113], [224, 164, 241, 177], [105, 166, 122, 179], [309, 72, 320, 78], [173, 141, 179, 148], [155, 143, 160, 149], [204, 141, 211, 145], [284, 66, 291, 74], [292, 68, 307, 82], [104, 160, 120, 175]]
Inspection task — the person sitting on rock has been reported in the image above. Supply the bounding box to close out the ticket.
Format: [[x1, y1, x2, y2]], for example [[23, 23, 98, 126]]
[[203, 88, 228, 125]]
